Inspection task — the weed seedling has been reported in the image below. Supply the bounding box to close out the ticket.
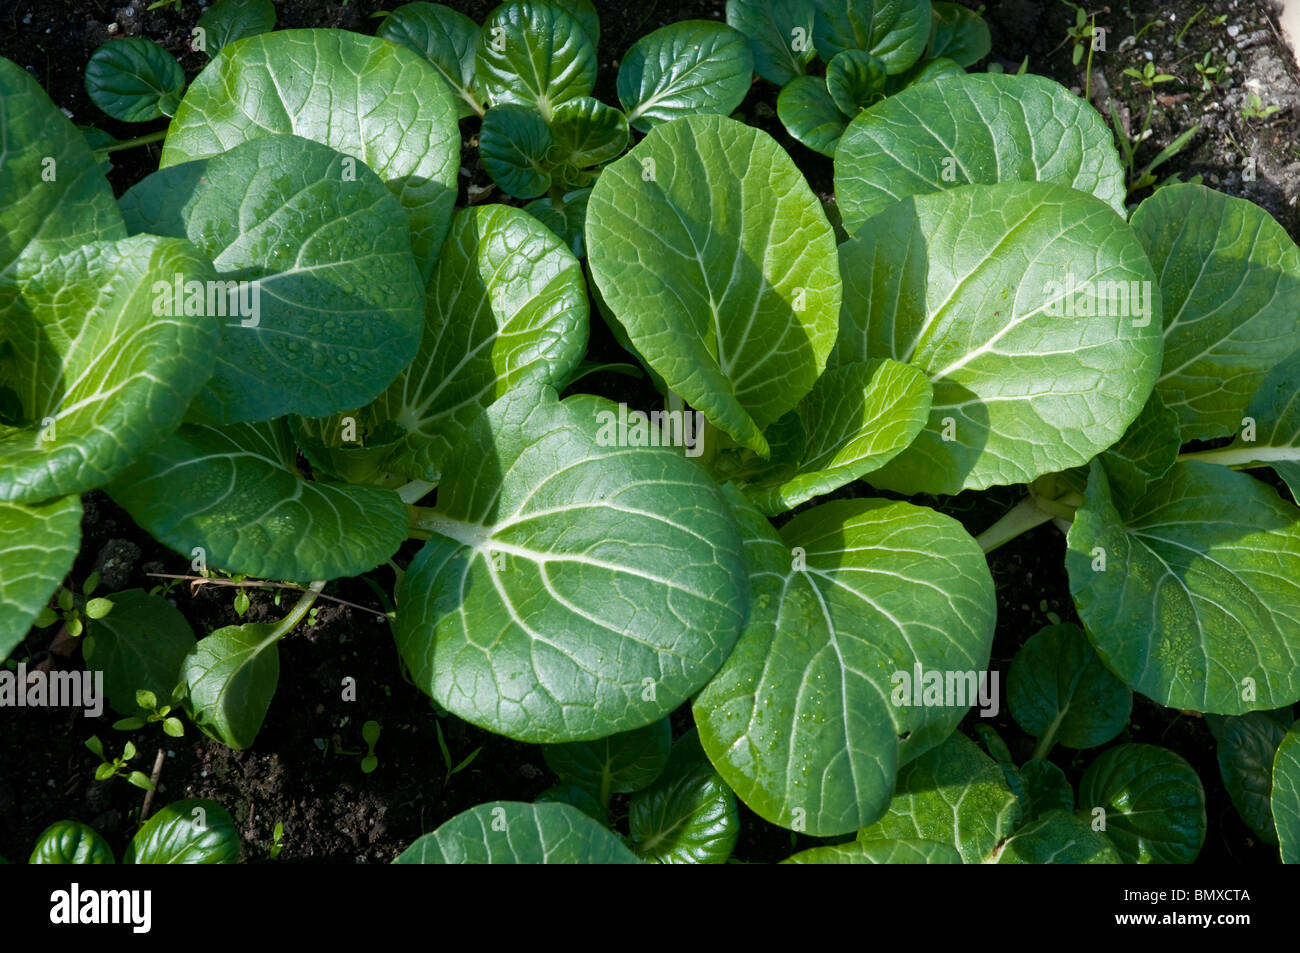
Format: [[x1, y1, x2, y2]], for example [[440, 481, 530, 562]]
[[85, 735, 154, 791]]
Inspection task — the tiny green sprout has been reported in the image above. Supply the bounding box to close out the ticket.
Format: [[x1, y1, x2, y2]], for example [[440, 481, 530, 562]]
[[435, 719, 483, 785], [1123, 60, 1176, 88], [360, 720, 381, 773], [112, 689, 185, 738], [233, 589, 250, 617], [268, 820, 285, 860], [33, 574, 113, 638], [1193, 51, 1227, 92], [1240, 91, 1281, 120], [307, 605, 321, 627], [85, 735, 154, 790]]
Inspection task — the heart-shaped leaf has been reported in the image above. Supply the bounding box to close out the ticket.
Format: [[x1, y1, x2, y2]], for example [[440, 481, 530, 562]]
[[84, 38, 185, 121], [1077, 744, 1206, 864], [617, 21, 754, 132]]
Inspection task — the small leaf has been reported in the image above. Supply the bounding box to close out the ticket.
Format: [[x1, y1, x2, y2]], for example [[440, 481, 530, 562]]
[[84, 597, 114, 620], [135, 689, 159, 711], [479, 104, 554, 199], [82, 571, 101, 596], [113, 717, 146, 731], [195, 0, 276, 57], [548, 97, 629, 168], [361, 756, 378, 774], [94, 763, 116, 781], [628, 730, 739, 864], [1078, 744, 1206, 864], [812, 0, 931, 72], [66, 616, 84, 638], [233, 590, 250, 618], [163, 717, 185, 738], [362, 720, 381, 746], [1206, 710, 1292, 845], [84, 37, 186, 121], [29, 821, 115, 865], [32, 608, 60, 629], [58, 588, 74, 612], [777, 74, 847, 156], [122, 741, 136, 760], [1019, 758, 1074, 820], [125, 798, 240, 863], [181, 622, 282, 749], [543, 718, 672, 798], [127, 771, 155, 791], [927, 2, 991, 66], [825, 49, 887, 116], [84, 735, 104, 758], [726, 0, 817, 86]]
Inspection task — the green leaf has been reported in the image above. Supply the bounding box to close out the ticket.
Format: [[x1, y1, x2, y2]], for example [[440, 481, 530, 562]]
[[927, 2, 991, 66], [0, 235, 219, 502], [856, 731, 1021, 863], [82, 590, 196, 717], [783, 839, 961, 863], [1130, 183, 1300, 441], [82, 571, 100, 596], [825, 49, 887, 115], [29, 821, 115, 864], [479, 104, 555, 199], [122, 740, 136, 760], [1274, 724, 1300, 863], [992, 810, 1120, 864], [0, 57, 124, 274], [1067, 460, 1300, 713], [1099, 388, 1180, 506], [66, 615, 83, 638], [163, 717, 185, 738], [94, 763, 116, 781], [0, 496, 81, 661], [835, 73, 1127, 233], [1186, 348, 1300, 500], [127, 770, 155, 791], [732, 359, 932, 515], [195, 0, 276, 58], [113, 717, 146, 730], [525, 188, 590, 259], [1077, 744, 1206, 864], [394, 801, 641, 863], [617, 21, 754, 132], [1008, 623, 1132, 751], [543, 718, 672, 798], [535, 784, 606, 822], [627, 729, 739, 863], [306, 204, 588, 483], [395, 387, 749, 742], [550, 0, 599, 48], [695, 487, 996, 836], [109, 420, 407, 581], [812, 0, 930, 72], [835, 181, 1161, 495], [548, 97, 629, 168], [473, 2, 596, 121], [120, 134, 424, 426], [884, 54, 965, 95], [1019, 758, 1074, 820], [233, 590, 250, 617], [161, 28, 460, 281], [586, 114, 841, 457], [181, 622, 282, 750], [725, 0, 817, 85], [84, 735, 104, 758], [376, 2, 482, 117], [1206, 709, 1292, 845], [84, 38, 185, 121], [83, 597, 113, 619], [124, 798, 240, 863], [776, 75, 848, 157]]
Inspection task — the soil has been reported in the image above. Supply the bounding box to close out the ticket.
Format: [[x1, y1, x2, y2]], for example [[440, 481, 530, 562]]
[[1, 0, 1297, 865]]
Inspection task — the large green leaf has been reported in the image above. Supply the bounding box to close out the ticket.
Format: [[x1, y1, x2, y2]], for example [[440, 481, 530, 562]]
[[777, 75, 848, 157], [0, 495, 81, 661], [1206, 709, 1292, 845], [473, 1, 595, 122], [29, 821, 115, 864], [783, 839, 961, 863], [1275, 724, 1300, 863], [0, 57, 124, 274], [628, 729, 739, 864], [84, 38, 185, 121], [1131, 183, 1300, 441], [395, 387, 749, 742], [108, 419, 408, 581], [377, 2, 482, 117], [123, 798, 240, 863], [303, 204, 588, 484], [835, 73, 1126, 233], [1007, 623, 1132, 751], [83, 589, 197, 717], [1189, 348, 1300, 500], [617, 21, 754, 132], [694, 486, 995, 836], [726, 0, 817, 85], [1077, 744, 1206, 864], [730, 359, 932, 515], [586, 114, 841, 458], [120, 134, 424, 425], [394, 801, 640, 863], [543, 717, 672, 799], [855, 731, 1021, 863], [0, 236, 218, 503], [992, 810, 1119, 864], [181, 622, 281, 750], [160, 29, 459, 280], [835, 181, 1161, 495], [1067, 460, 1300, 713], [812, 0, 930, 72]]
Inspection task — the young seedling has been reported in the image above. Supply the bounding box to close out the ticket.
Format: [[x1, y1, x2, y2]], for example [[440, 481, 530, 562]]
[[1240, 91, 1281, 120], [1192, 51, 1227, 91], [360, 720, 380, 774], [1123, 60, 1176, 88], [84, 735, 154, 791], [112, 689, 185, 738], [268, 821, 285, 860], [31, 573, 113, 639], [435, 719, 482, 786]]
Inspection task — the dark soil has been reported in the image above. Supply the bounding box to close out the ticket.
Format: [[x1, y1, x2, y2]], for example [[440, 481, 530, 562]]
[[1, 0, 1297, 865]]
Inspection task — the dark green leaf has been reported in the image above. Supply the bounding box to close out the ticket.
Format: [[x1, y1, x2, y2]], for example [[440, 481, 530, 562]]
[[84, 38, 185, 121]]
